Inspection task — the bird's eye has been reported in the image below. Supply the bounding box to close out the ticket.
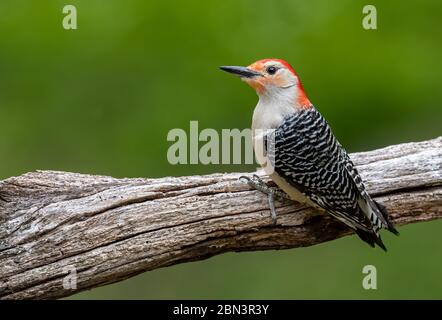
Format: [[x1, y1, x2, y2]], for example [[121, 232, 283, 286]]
[[266, 66, 277, 75]]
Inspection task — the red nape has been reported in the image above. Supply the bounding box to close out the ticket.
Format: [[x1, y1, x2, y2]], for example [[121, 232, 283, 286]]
[[255, 58, 312, 108], [296, 81, 312, 109]]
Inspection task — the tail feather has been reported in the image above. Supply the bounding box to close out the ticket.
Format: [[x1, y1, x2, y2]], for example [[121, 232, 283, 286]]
[[355, 228, 387, 252], [355, 200, 400, 251], [374, 200, 400, 236]]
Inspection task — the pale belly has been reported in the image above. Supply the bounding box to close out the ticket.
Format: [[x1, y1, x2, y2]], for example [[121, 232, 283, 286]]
[[269, 171, 316, 207], [253, 132, 316, 207]]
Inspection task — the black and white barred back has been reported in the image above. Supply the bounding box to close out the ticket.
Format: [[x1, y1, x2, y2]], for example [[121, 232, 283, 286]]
[[266, 107, 398, 250]]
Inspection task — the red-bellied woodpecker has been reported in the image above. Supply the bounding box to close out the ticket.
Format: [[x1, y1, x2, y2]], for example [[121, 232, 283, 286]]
[[220, 58, 398, 250]]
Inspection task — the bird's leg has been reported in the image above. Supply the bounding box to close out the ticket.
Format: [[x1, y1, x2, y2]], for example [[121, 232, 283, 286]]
[[239, 174, 290, 224], [240, 175, 290, 200], [267, 193, 277, 225]]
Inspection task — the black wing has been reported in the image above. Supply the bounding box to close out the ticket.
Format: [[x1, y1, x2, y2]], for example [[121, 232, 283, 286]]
[[266, 108, 387, 248]]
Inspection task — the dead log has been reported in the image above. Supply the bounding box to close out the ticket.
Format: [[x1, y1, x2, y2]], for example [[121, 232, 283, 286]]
[[0, 137, 441, 299]]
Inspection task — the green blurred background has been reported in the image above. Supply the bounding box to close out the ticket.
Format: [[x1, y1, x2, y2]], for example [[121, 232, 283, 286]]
[[1, 0, 441, 299]]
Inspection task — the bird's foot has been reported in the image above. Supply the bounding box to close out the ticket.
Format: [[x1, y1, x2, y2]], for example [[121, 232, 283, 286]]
[[239, 174, 290, 225]]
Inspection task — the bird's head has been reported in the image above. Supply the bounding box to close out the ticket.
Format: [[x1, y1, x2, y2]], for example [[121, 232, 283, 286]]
[[220, 58, 311, 108]]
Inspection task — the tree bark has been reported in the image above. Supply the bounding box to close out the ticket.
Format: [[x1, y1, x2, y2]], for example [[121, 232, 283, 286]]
[[0, 137, 441, 299]]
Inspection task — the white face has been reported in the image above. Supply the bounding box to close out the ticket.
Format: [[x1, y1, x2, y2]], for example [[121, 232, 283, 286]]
[[220, 58, 310, 108], [244, 60, 299, 96]]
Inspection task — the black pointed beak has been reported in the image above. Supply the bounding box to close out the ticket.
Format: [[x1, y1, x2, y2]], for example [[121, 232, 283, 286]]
[[219, 66, 262, 78]]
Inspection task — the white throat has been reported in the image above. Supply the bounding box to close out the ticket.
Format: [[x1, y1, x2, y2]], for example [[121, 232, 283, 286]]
[[251, 87, 299, 132], [251, 87, 300, 176]]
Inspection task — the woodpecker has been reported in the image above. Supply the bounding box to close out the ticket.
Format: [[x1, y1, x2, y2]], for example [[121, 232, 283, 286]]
[[220, 58, 398, 250]]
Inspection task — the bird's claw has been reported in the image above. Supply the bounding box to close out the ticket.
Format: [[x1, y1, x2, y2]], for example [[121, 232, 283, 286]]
[[239, 175, 252, 184], [238, 174, 280, 225]]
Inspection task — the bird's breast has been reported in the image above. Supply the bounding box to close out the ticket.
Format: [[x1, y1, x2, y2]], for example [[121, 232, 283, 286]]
[[251, 100, 297, 172], [269, 171, 317, 207]]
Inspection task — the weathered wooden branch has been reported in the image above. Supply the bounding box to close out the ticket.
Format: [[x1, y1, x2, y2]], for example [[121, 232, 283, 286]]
[[0, 137, 441, 299]]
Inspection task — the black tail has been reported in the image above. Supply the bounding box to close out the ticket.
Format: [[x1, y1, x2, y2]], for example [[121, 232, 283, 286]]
[[355, 228, 388, 252], [374, 200, 400, 236]]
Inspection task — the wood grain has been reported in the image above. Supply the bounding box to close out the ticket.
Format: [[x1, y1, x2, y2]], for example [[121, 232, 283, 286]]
[[0, 137, 441, 299]]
